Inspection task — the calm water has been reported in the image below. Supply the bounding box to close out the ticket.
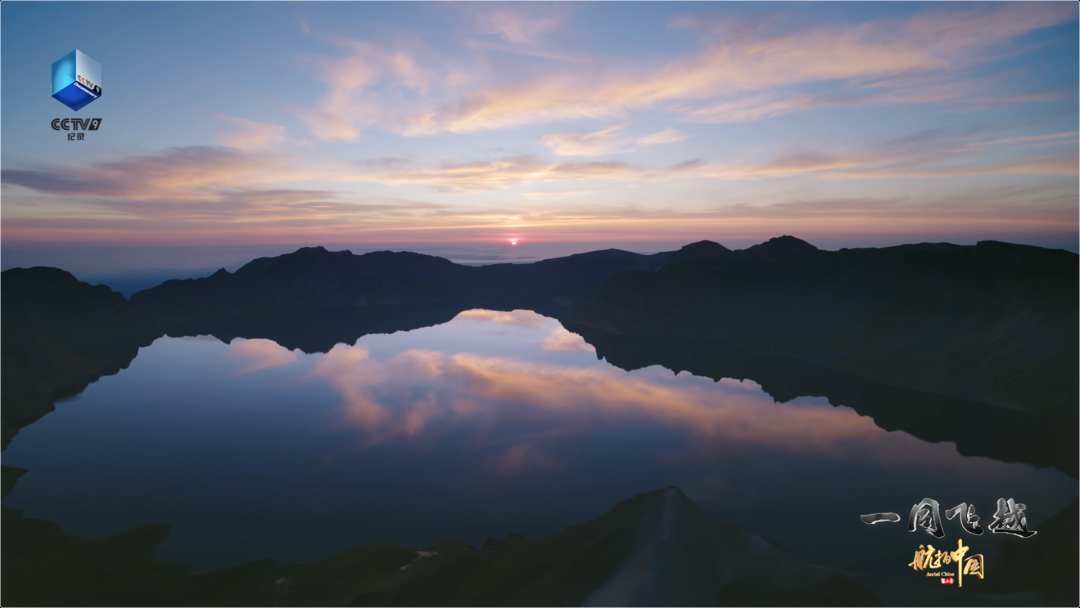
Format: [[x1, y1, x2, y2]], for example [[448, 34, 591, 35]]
[[4, 309, 1076, 582]]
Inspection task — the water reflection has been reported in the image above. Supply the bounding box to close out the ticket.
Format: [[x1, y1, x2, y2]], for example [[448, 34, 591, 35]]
[[3, 310, 1075, 578], [230, 338, 299, 374], [311, 341, 939, 467]]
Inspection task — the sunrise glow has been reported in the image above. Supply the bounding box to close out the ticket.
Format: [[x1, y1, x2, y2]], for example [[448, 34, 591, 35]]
[[1, 1, 1077, 273]]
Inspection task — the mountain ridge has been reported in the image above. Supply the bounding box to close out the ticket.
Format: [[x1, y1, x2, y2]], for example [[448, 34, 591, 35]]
[[4, 236, 1076, 440], [2, 239, 1075, 605], [567, 237, 1077, 419]]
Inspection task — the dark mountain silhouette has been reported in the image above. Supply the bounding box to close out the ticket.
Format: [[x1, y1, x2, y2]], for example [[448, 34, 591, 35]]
[[3, 266, 126, 314], [149, 297, 564, 355], [1, 484, 877, 606], [562, 323, 1077, 478], [2, 238, 1077, 607], [126, 242, 734, 321], [655, 239, 732, 267], [981, 497, 1078, 607], [3, 237, 1076, 471], [1, 268, 158, 449], [567, 237, 1078, 421], [739, 234, 823, 262], [128, 246, 673, 319], [10, 278, 1070, 477], [129, 247, 464, 317]]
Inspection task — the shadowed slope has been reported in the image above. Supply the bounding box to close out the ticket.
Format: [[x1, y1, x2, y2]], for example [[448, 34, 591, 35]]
[[568, 238, 1078, 420], [1, 483, 876, 607], [564, 324, 1077, 478], [0, 268, 160, 449]]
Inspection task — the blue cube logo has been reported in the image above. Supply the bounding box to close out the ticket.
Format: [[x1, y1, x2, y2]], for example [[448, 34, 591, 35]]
[[52, 49, 102, 112]]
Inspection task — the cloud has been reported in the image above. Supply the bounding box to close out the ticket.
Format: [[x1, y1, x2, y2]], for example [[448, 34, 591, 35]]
[[329, 126, 1078, 197], [4, 121, 1074, 247], [305, 344, 967, 467], [299, 40, 433, 142], [360, 155, 647, 192], [679, 73, 1075, 125], [348, 127, 1077, 194], [681, 94, 823, 124], [702, 187, 1079, 227], [488, 443, 560, 476], [443, 1, 586, 65], [454, 309, 550, 328], [541, 123, 628, 157], [636, 128, 688, 147], [540, 327, 595, 352], [542, 123, 689, 157], [467, 3, 570, 45], [667, 159, 706, 174], [699, 129, 1079, 180], [1, 146, 297, 201], [0, 146, 457, 243], [521, 189, 598, 199], [370, 3, 1076, 136], [216, 115, 286, 151], [230, 338, 299, 374]]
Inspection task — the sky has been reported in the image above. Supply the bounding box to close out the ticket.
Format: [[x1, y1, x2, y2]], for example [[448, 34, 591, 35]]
[[1, 1, 1077, 273]]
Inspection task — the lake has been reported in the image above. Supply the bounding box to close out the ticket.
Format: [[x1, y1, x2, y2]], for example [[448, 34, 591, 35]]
[[3, 309, 1075, 592]]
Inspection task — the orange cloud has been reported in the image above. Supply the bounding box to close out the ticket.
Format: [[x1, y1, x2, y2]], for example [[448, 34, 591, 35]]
[[0, 146, 455, 240], [365, 155, 646, 192], [521, 188, 598, 199], [371, 3, 1076, 135], [542, 123, 629, 157], [0, 146, 312, 202], [230, 338, 299, 374], [301, 344, 981, 470], [682, 94, 821, 124], [636, 128, 688, 147], [3, 126, 1074, 246], [347, 128, 1078, 192], [468, 4, 571, 45], [300, 40, 432, 142], [542, 124, 689, 157], [540, 327, 595, 352], [454, 309, 550, 328], [701, 129, 1080, 180], [216, 115, 287, 152]]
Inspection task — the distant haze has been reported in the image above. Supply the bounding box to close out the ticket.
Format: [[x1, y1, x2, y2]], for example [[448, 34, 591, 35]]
[[2, 3, 1077, 268], [4, 231, 1079, 279]]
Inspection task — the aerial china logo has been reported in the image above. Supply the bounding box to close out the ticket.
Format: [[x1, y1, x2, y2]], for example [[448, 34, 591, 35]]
[[51, 49, 102, 111]]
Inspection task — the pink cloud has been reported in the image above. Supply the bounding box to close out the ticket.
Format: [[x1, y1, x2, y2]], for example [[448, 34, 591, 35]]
[[364, 3, 1077, 136], [216, 115, 287, 152], [540, 327, 595, 352], [302, 344, 976, 468], [542, 124, 688, 157]]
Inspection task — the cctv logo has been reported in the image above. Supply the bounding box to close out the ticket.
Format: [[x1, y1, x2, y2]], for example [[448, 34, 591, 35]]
[[52, 49, 102, 111], [52, 118, 102, 131]]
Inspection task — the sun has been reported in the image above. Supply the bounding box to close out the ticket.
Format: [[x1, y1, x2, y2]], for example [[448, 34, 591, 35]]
[[509, 239, 519, 246]]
